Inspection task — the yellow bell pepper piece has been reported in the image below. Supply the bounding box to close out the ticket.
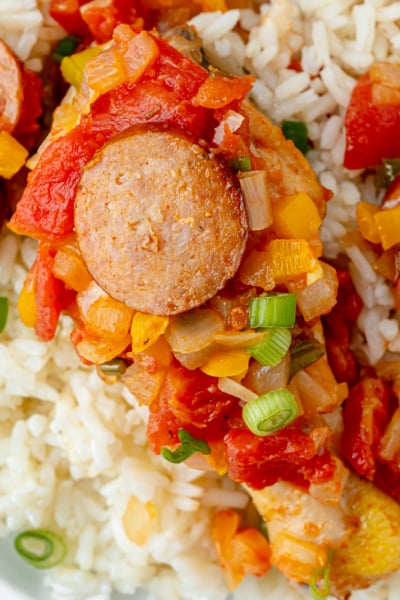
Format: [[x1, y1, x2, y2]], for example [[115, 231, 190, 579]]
[[356, 200, 380, 244], [131, 312, 169, 353], [0, 131, 28, 179], [272, 193, 322, 240], [264, 239, 319, 284], [17, 277, 37, 329], [201, 349, 250, 377], [374, 204, 400, 249], [61, 46, 102, 90]]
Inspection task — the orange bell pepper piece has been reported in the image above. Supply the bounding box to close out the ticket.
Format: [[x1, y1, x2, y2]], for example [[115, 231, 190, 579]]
[[272, 192, 322, 240]]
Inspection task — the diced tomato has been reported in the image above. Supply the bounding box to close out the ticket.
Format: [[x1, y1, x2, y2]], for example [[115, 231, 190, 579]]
[[344, 71, 400, 169], [80, 0, 143, 44], [49, 0, 91, 38], [33, 242, 75, 341], [14, 69, 43, 150], [9, 34, 209, 241], [223, 427, 336, 490], [147, 360, 238, 452], [192, 74, 255, 109], [322, 269, 363, 385], [342, 378, 394, 480]]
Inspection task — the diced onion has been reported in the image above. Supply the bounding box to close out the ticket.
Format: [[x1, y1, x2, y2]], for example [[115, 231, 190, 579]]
[[239, 170, 273, 231], [242, 388, 299, 436], [217, 377, 258, 403], [247, 327, 292, 367], [249, 293, 297, 328], [165, 308, 224, 354], [214, 329, 265, 348]]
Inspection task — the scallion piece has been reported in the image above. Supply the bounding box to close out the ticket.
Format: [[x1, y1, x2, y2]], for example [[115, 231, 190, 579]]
[[230, 155, 252, 172], [309, 548, 334, 600], [242, 388, 299, 436], [249, 293, 297, 329], [14, 529, 67, 569], [0, 297, 9, 333], [247, 327, 291, 366], [161, 429, 211, 464], [99, 358, 127, 376], [52, 35, 80, 63], [289, 337, 325, 376], [375, 158, 400, 188], [282, 119, 311, 155]]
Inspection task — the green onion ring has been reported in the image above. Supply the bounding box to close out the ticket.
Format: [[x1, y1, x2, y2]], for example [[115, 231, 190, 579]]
[[249, 293, 297, 329], [242, 388, 299, 436], [14, 529, 67, 569]]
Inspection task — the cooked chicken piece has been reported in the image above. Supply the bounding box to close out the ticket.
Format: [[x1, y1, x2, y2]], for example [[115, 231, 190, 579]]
[[250, 473, 400, 599]]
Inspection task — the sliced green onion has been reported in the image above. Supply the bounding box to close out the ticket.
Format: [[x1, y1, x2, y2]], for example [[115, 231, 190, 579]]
[[98, 358, 127, 376], [242, 388, 299, 436], [259, 519, 269, 540], [230, 155, 252, 172], [14, 529, 67, 569], [247, 327, 292, 366], [249, 293, 297, 329], [161, 429, 211, 464], [0, 297, 9, 333], [52, 35, 80, 63], [289, 337, 325, 376], [375, 158, 400, 188], [309, 548, 334, 600], [282, 120, 311, 155]]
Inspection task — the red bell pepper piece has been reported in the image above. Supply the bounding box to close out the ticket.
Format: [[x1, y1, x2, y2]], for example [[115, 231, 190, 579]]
[[342, 377, 393, 480], [344, 72, 400, 169]]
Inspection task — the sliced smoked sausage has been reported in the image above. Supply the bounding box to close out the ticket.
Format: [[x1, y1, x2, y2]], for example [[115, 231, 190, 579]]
[[74, 125, 248, 315]]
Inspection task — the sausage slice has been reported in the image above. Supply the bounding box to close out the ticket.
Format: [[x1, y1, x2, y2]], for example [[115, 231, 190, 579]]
[[0, 40, 23, 133], [75, 126, 248, 315]]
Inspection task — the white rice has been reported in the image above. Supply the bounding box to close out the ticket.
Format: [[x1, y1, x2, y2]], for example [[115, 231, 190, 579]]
[[2, 1, 400, 599]]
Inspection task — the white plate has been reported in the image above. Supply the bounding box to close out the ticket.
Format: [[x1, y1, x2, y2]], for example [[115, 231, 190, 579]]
[[0, 537, 148, 600]]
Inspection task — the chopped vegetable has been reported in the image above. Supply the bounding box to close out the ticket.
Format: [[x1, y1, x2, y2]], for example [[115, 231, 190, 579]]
[[131, 312, 169, 353], [51, 34, 80, 63], [309, 548, 333, 600], [242, 388, 299, 436], [289, 338, 325, 376], [374, 204, 400, 249], [14, 529, 67, 569], [375, 158, 400, 188], [249, 293, 297, 328], [272, 192, 322, 240], [230, 155, 251, 171], [264, 239, 319, 283], [282, 120, 311, 154], [60, 46, 102, 89], [192, 73, 255, 109], [98, 358, 127, 376], [344, 63, 400, 169], [201, 349, 250, 377], [0, 297, 8, 332], [0, 130, 28, 179], [161, 428, 211, 464], [238, 170, 273, 231], [247, 327, 292, 367], [355, 200, 381, 244]]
